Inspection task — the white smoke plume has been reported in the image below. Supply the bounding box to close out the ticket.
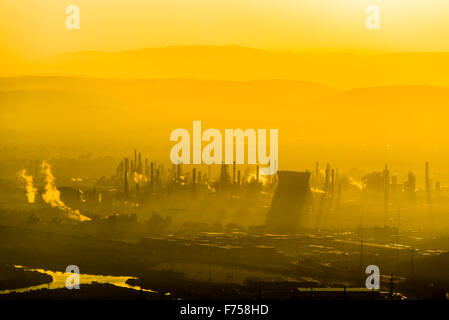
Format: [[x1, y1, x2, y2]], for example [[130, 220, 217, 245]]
[[133, 172, 148, 184], [349, 177, 363, 190], [20, 169, 37, 203], [41, 161, 91, 222], [310, 187, 326, 194]]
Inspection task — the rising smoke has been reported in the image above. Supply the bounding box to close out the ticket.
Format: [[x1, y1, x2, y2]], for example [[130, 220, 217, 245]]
[[19, 169, 37, 203], [38, 161, 91, 222], [20, 161, 91, 221]]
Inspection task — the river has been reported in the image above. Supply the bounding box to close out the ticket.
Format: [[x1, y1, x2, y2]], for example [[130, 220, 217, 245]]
[[0, 265, 159, 295]]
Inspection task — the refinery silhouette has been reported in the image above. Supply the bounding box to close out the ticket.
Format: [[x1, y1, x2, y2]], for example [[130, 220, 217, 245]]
[[1, 147, 448, 300], [3, 0, 449, 310], [1, 45, 449, 302]]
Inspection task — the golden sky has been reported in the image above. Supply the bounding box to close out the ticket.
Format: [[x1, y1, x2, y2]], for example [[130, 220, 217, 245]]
[[2, 1, 449, 181], [1, 0, 449, 61]]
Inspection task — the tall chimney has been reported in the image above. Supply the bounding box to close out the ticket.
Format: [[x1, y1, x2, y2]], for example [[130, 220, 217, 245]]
[[151, 162, 154, 186], [256, 164, 260, 183], [124, 170, 129, 196], [407, 172, 416, 203], [331, 168, 335, 194], [237, 170, 241, 188], [124, 157, 129, 172], [145, 158, 148, 177], [325, 163, 330, 192], [138, 152, 142, 173], [384, 164, 389, 227], [425, 162, 431, 205]]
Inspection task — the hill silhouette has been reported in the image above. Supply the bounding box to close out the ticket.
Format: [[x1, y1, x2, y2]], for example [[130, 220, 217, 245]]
[[1, 76, 449, 173], [16, 46, 449, 89]]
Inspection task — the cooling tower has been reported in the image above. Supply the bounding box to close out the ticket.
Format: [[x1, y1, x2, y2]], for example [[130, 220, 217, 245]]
[[266, 171, 313, 233]]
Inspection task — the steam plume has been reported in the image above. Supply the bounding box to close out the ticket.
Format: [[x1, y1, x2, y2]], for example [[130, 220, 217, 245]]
[[349, 177, 363, 190], [310, 187, 326, 194], [20, 169, 37, 203], [41, 161, 91, 222]]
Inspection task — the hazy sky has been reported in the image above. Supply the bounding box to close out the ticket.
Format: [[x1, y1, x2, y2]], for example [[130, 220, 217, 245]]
[[2, 1, 449, 182], [1, 0, 449, 61]]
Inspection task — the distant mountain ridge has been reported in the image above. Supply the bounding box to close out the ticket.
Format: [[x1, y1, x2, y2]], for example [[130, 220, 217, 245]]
[[1, 75, 449, 173], [14, 46, 449, 89]]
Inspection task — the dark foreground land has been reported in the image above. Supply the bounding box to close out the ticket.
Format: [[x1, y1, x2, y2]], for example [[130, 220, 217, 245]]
[[0, 283, 161, 300], [0, 264, 52, 291], [0, 224, 448, 300]]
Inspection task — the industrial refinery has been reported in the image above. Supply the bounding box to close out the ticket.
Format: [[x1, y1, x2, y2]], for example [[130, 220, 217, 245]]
[[1, 149, 448, 300], [2, 1, 449, 309]]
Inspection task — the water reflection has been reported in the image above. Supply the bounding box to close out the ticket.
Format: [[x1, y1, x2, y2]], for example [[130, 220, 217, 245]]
[[0, 265, 157, 295]]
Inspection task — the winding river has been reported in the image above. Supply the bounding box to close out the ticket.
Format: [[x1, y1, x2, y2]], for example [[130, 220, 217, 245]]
[[0, 265, 158, 295]]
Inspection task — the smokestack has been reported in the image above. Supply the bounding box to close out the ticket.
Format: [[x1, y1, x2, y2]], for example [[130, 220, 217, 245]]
[[192, 168, 197, 184], [145, 158, 149, 177], [425, 162, 434, 226], [425, 162, 431, 205], [315, 161, 319, 188], [124, 170, 129, 196], [237, 170, 241, 188], [124, 158, 129, 197], [325, 163, 330, 192], [384, 164, 389, 227], [256, 164, 259, 183], [134, 149, 137, 168], [407, 172, 416, 203], [124, 158, 129, 172], [151, 162, 154, 186], [138, 152, 142, 174], [233, 161, 236, 184], [220, 164, 229, 186], [177, 163, 182, 183], [392, 175, 398, 205], [331, 168, 335, 194]]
